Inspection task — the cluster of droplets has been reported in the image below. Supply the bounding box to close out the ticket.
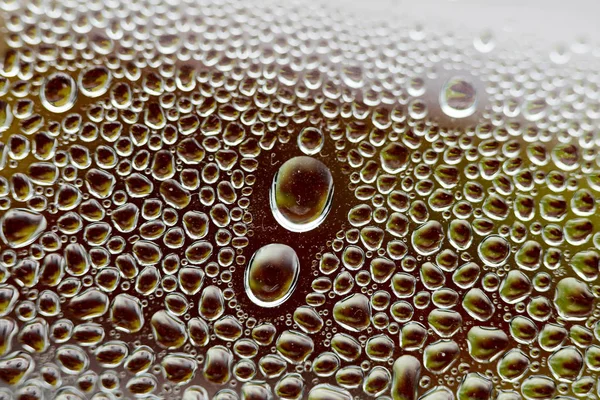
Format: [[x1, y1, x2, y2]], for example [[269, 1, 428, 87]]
[[0, 0, 599, 399]]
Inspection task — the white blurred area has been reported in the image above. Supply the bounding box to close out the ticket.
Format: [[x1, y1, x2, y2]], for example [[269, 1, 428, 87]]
[[328, 0, 600, 53]]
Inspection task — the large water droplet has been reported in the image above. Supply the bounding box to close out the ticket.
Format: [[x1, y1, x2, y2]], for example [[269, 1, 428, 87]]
[[245, 244, 300, 308], [0, 209, 47, 248], [40, 72, 77, 113], [439, 77, 477, 118], [270, 156, 333, 232], [79, 66, 111, 98], [333, 293, 371, 332]]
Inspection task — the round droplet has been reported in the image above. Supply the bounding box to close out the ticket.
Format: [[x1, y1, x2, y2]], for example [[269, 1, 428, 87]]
[[297, 127, 324, 155], [439, 77, 477, 118], [79, 66, 111, 98], [474, 31, 495, 53], [245, 244, 300, 308], [478, 235, 510, 267], [522, 98, 547, 121], [270, 156, 334, 232], [41, 72, 77, 113]]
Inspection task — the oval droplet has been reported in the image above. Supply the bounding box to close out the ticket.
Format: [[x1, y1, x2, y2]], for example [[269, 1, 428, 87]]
[[245, 244, 300, 308], [297, 127, 324, 155], [270, 156, 333, 232], [439, 77, 477, 118], [40, 72, 77, 113]]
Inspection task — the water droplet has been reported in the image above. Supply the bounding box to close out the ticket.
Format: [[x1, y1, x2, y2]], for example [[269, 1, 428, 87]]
[[439, 77, 477, 118], [270, 156, 333, 232], [40, 73, 77, 113], [245, 244, 300, 308]]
